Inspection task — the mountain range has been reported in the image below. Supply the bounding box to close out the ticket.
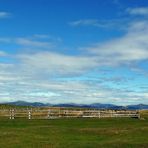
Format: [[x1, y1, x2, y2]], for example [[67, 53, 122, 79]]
[[1, 101, 148, 110]]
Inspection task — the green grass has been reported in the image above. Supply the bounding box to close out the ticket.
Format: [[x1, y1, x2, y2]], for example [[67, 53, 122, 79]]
[[0, 117, 148, 148]]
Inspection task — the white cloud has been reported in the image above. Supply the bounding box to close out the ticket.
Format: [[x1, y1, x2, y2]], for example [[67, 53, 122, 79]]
[[0, 38, 12, 43], [33, 34, 51, 39], [85, 20, 148, 66], [0, 16, 148, 104], [70, 19, 99, 26], [127, 7, 148, 16], [16, 38, 53, 48], [0, 12, 11, 18], [69, 19, 128, 29], [0, 36, 55, 49], [10, 21, 148, 78], [0, 59, 148, 105], [0, 51, 6, 56], [17, 51, 98, 75]]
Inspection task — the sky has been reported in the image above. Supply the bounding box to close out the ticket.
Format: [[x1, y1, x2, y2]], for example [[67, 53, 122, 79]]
[[0, 0, 148, 105]]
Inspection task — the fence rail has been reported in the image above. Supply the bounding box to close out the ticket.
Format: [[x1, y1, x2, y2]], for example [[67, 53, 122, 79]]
[[0, 108, 140, 119]]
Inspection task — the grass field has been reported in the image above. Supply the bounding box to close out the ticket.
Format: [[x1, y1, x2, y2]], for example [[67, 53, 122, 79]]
[[0, 111, 148, 148]]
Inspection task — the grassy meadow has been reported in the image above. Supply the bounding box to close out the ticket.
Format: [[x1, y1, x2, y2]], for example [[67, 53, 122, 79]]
[[0, 110, 148, 148]]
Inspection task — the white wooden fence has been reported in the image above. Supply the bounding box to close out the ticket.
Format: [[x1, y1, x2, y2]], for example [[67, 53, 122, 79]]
[[0, 108, 140, 119]]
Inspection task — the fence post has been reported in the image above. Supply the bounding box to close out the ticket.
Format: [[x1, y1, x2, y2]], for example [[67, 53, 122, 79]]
[[9, 109, 11, 119], [138, 111, 140, 119], [98, 111, 100, 118], [28, 110, 31, 119], [58, 109, 60, 117], [48, 109, 50, 119], [11, 109, 15, 119]]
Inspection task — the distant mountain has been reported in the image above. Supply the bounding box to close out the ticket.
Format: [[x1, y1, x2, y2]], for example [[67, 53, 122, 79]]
[[2, 101, 148, 110], [53, 103, 124, 109], [4, 101, 50, 107], [126, 104, 148, 110], [87, 103, 124, 110]]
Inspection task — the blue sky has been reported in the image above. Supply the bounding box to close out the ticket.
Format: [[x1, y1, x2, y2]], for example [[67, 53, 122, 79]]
[[0, 0, 148, 105]]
